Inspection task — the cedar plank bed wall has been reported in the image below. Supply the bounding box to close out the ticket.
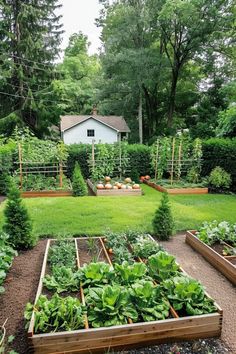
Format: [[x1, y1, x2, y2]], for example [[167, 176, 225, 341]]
[[185, 231, 236, 286], [21, 190, 73, 198], [87, 179, 142, 196], [28, 237, 223, 354], [143, 180, 209, 195]]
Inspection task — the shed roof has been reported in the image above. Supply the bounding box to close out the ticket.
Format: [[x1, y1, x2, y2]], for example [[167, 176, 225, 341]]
[[60, 115, 130, 133]]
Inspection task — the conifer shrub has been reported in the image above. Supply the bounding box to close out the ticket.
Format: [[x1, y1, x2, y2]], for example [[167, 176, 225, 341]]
[[152, 193, 174, 241], [72, 163, 88, 196], [3, 183, 36, 249]]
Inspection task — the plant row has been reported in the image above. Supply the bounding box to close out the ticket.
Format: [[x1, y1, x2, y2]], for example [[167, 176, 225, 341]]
[[196, 221, 236, 256], [25, 234, 217, 334], [0, 233, 17, 294]]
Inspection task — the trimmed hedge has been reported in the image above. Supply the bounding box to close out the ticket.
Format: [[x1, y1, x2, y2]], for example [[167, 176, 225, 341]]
[[67, 143, 151, 179], [66, 139, 236, 190], [202, 138, 236, 189]]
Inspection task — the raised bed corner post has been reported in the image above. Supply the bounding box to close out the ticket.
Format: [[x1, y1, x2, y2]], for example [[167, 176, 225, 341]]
[[119, 141, 122, 180], [170, 138, 175, 186], [18, 143, 23, 190]]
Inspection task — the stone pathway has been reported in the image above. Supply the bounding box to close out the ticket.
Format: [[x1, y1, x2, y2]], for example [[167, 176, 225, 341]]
[[160, 234, 236, 354]]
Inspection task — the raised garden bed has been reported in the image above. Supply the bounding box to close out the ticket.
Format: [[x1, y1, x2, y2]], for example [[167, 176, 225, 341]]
[[87, 179, 142, 196], [21, 190, 73, 198], [186, 231, 236, 286], [144, 180, 208, 195], [27, 235, 222, 354]]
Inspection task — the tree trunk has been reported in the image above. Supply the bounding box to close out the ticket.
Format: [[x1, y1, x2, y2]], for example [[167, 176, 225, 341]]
[[167, 69, 179, 129], [138, 91, 143, 144]]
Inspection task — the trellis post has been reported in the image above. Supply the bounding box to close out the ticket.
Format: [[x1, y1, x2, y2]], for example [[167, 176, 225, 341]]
[[177, 139, 182, 181], [170, 138, 175, 185], [18, 143, 23, 190], [154, 139, 159, 181], [92, 139, 95, 174], [59, 161, 63, 188]]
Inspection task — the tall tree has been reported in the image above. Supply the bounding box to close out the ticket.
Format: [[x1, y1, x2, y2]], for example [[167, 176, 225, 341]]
[[0, 0, 63, 136]]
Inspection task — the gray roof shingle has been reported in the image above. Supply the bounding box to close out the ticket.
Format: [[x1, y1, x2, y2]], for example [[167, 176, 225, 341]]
[[60, 115, 130, 133]]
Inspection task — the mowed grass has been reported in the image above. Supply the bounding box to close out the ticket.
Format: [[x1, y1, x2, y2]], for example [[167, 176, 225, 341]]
[[0, 185, 235, 237]]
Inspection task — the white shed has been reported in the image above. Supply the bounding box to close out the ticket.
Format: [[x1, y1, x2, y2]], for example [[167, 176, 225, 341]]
[[60, 114, 130, 144]]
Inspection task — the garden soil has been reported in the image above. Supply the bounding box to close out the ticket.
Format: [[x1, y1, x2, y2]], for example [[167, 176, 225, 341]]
[[0, 236, 235, 354]]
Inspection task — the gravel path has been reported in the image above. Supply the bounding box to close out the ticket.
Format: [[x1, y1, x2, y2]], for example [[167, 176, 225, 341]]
[[160, 234, 236, 354]]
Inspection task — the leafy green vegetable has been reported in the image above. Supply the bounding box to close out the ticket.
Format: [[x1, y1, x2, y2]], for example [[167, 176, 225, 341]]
[[114, 261, 149, 285], [86, 285, 138, 328], [161, 276, 217, 315], [132, 236, 163, 259], [112, 247, 134, 264], [0, 233, 17, 294], [196, 220, 236, 246], [43, 266, 80, 293], [24, 294, 85, 333], [48, 240, 76, 269], [79, 262, 114, 288], [147, 251, 180, 282], [129, 280, 170, 321]]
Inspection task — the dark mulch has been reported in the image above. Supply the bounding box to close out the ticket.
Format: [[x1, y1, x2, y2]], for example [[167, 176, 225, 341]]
[[0, 237, 232, 354], [0, 240, 47, 354]]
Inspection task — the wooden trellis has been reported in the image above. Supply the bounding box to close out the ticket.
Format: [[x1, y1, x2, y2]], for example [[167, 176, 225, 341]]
[[18, 143, 67, 190]]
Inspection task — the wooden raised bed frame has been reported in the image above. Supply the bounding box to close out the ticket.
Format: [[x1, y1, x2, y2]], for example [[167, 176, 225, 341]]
[[144, 180, 208, 195], [186, 231, 236, 286], [21, 190, 73, 198], [87, 179, 142, 196], [28, 236, 223, 354]]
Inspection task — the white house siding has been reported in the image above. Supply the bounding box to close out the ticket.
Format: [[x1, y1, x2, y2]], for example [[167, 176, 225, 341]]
[[63, 118, 118, 144]]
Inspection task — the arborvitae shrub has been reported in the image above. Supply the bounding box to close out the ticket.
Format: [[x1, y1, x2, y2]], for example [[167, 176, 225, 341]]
[[152, 193, 174, 240], [3, 184, 36, 249], [72, 163, 88, 196]]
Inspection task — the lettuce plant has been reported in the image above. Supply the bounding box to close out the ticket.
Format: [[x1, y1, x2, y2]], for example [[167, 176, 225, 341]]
[[114, 261, 149, 285], [86, 285, 138, 327], [148, 251, 180, 282], [129, 280, 170, 322], [161, 276, 217, 315], [132, 236, 163, 259], [79, 262, 114, 288], [43, 266, 80, 293], [24, 294, 85, 333]]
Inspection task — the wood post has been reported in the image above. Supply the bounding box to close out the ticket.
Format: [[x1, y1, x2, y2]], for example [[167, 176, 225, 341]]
[[178, 139, 182, 181], [18, 143, 23, 190], [59, 161, 63, 188]]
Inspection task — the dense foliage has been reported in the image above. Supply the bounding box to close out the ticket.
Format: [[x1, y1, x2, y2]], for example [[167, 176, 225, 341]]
[[0, 233, 17, 294], [196, 221, 236, 247], [3, 184, 35, 249], [208, 167, 232, 191]]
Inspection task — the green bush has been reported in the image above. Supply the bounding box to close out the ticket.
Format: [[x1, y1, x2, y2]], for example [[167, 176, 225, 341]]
[[208, 166, 231, 190], [3, 184, 36, 249], [67, 144, 91, 179], [72, 163, 88, 196], [152, 193, 174, 241], [126, 144, 151, 176], [202, 138, 236, 190]]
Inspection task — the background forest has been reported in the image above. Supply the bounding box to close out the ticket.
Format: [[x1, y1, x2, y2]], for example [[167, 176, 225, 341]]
[[0, 0, 235, 143]]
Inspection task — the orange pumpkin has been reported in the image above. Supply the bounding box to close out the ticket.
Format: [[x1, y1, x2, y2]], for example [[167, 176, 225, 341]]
[[132, 184, 140, 189], [105, 183, 112, 189], [121, 184, 127, 189], [127, 185, 133, 190], [96, 183, 104, 190], [116, 183, 122, 189], [145, 175, 151, 180], [104, 176, 111, 182], [140, 176, 145, 181], [113, 185, 118, 189]]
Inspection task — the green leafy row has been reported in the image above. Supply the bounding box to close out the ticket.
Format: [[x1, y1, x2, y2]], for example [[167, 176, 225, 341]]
[[0, 233, 17, 294], [196, 220, 236, 247]]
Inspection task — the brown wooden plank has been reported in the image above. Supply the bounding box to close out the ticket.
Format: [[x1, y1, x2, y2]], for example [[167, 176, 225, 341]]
[[144, 180, 208, 194], [186, 231, 236, 286], [21, 191, 73, 198], [28, 240, 51, 337], [30, 314, 221, 353]]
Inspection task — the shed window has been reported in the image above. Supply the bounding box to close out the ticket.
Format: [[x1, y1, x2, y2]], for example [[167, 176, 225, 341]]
[[87, 129, 95, 137]]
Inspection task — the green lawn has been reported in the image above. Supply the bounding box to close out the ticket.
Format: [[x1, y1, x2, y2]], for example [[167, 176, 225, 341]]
[[0, 185, 235, 237]]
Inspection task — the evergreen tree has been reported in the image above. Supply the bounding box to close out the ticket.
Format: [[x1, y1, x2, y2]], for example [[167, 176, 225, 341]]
[[0, 0, 63, 136], [72, 163, 88, 196], [3, 183, 36, 249], [152, 193, 174, 241]]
